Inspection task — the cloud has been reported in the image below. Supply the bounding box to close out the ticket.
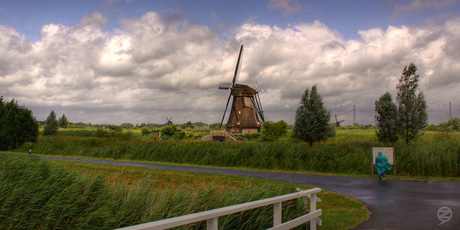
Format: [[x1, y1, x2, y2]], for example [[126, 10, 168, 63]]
[[0, 12, 459, 125], [391, 0, 459, 18], [268, 0, 306, 15]]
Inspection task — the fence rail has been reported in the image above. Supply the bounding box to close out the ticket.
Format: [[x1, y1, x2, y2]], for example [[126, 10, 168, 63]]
[[117, 187, 322, 230]]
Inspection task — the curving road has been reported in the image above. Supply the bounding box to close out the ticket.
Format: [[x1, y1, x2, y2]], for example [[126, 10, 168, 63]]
[[37, 155, 460, 229]]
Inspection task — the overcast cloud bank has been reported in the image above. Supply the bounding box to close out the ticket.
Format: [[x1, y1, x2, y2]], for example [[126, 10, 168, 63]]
[[0, 11, 459, 125]]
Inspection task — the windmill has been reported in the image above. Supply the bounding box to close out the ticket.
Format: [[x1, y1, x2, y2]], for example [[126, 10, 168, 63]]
[[218, 45, 265, 134], [335, 115, 345, 127], [164, 116, 173, 126]]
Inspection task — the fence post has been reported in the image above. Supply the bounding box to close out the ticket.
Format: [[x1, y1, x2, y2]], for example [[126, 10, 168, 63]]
[[309, 193, 317, 230], [273, 202, 282, 226], [206, 217, 218, 230]]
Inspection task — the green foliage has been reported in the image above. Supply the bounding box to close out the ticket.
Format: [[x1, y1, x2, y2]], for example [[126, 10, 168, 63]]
[[107, 125, 123, 132], [141, 127, 150, 135], [262, 120, 288, 141], [0, 154, 308, 229], [160, 125, 177, 136], [439, 117, 460, 131], [58, 114, 69, 128], [425, 124, 438, 131], [43, 110, 59, 136], [327, 123, 337, 138], [293, 85, 331, 146], [120, 123, 134, 129], [375, 92, 399, 143], [396, 63, 428, 143], [0, 97, 39, 150]]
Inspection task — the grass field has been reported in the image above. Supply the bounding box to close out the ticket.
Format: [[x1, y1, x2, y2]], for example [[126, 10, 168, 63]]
[[0, 154, 369, 229], [16, 129, 460, 178]]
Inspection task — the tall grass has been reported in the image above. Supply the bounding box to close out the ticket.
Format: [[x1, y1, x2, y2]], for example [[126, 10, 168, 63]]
[[0, 154, 310, 229], [16, 131, 460, 177]]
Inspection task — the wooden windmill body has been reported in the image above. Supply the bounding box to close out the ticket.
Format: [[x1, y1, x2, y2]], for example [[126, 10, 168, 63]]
[[219, 45, 265, 135]]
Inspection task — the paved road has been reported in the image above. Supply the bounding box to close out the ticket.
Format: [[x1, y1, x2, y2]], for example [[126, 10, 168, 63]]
[[38, 156, 460, 229]]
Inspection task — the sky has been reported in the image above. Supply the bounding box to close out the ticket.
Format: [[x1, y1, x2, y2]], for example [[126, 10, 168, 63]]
[[1, 0, 459, 126]]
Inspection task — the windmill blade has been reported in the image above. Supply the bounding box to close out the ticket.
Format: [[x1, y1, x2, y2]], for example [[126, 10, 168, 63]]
[[219, 92, 233, 130], [254, 93, 265, 123], [232, 45, 244, 87], [218, 82, 232, 90]]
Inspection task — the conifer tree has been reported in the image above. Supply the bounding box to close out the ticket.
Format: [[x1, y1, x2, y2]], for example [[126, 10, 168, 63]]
[[43, 110, 59, 136], [375, 92, 399, 143], [58, 114, 69, 128], [293, 85, 331, 146]]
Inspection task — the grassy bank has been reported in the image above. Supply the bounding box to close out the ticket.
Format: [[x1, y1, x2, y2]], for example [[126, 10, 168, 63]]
[[16, 131, 460, 177], [0, 154, 369, 229]]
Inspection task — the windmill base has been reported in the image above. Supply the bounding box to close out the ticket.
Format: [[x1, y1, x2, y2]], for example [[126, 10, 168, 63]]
[[227, 127, 261, 135]]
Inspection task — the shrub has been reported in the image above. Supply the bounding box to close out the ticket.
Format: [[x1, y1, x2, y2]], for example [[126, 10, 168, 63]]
[[141, 127, 150, 135], [161, 125, 177, 136], [262, 121, 288, 141], [425, 124, 438, 131]]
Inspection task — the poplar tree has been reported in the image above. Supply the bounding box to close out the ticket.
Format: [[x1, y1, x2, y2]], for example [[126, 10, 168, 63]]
[[43, 110, 59, 136], [396, 63, 427, 143], [293, 85, 331, 146], [375, 92, 399, 143]]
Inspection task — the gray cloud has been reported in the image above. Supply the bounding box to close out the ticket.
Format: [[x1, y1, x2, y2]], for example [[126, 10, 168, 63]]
[[268, 0, 307, 16], [0, 12, 459, 126], [391, 0, 459, 18]]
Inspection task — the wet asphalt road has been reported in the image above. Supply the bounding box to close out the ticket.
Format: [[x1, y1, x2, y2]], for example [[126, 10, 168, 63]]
[[35, 156, 460, 229]]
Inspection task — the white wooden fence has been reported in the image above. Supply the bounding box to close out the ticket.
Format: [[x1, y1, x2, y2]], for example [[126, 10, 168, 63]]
[[117, 187, 322, 230]]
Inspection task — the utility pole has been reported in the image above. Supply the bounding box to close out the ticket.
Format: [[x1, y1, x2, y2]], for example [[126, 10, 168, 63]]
[[449, 102, 452, 121], [353, 105, 356, 125]]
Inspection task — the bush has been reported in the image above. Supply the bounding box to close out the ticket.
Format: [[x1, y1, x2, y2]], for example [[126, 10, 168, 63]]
[[141, 127, 150, 135], [425, 124, 438, 131], [161, 125, 177, 136], [262, 121, 288, 141]]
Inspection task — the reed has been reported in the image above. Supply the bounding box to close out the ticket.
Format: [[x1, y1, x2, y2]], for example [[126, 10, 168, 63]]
[[0, 154, 310, 229], [16, 130, 460, 177]]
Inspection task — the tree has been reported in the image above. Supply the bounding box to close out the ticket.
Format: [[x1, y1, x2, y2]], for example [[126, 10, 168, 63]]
[[262, 120, 288, 141], [396, 63, 428, 143], [0, 97, 39, 150], [120, 123, 134, 129], [160, 125, 177, 136], [375, 92, 399, 143], [293, 85, 331, 146], [58, 114, 69, 128], [43, 110, 59, 136]]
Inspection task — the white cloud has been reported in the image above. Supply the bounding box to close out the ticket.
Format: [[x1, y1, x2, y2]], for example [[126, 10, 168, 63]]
[[0, 12, 459, 125]]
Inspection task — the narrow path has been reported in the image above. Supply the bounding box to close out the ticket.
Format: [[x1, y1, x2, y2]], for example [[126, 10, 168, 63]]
[[39, 156, 460, 229]]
